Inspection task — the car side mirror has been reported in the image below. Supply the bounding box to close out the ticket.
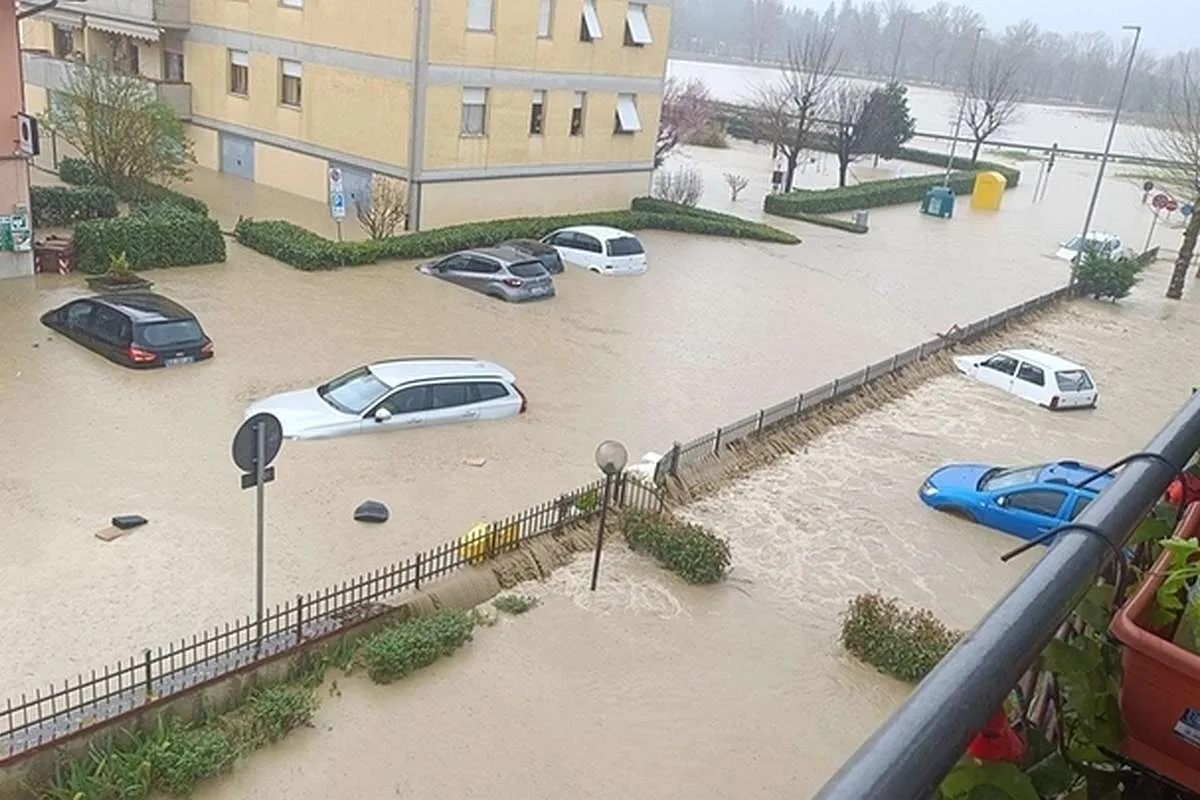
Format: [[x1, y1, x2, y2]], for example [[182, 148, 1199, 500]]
[[995, 496, 1007, 507], [374, 408, 392, 423]]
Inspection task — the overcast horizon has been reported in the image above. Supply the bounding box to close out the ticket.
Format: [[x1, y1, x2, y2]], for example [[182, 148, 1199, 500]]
[[784, 0, 1194, 53]]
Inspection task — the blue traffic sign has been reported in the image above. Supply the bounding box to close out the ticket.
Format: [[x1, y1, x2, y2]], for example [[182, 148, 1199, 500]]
[[330, 191, 346, 220], [1183, 204, 1195, 218]]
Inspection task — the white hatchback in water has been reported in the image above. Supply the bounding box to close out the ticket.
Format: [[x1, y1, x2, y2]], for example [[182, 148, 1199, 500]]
[[540, 225, 648, 275], [953, 349, 1098, 410], [245, 357, 527, 440]]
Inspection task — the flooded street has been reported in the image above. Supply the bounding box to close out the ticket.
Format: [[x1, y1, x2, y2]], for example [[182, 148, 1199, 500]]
[[188, 266, 1200, 800]]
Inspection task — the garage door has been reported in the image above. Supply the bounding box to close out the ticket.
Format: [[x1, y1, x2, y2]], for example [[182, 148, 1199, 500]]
[[219, 133, 255, 180], [331, 163, 373, 212]]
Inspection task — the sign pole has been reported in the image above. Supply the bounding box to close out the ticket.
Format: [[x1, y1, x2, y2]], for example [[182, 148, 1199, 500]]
[[335, 220, 343, 242], [1144, 209, 1160, 253], [255, 419, 266, 643]]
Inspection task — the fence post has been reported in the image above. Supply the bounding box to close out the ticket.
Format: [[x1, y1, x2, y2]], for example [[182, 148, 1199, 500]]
[[668, 442, 681, 477], [713, 427, 723, 455], [861, 366, 870, 386], [755, 409, 765, 434], [889, 354, 898, 373], [795, 392, 803, 414], [414, 551, 422, 589], [832, 377, 841, 398], [485, 522, 497, 559], [295, 594, 304, 644], [917, 341, 925, 359], [142, 649, 152, 699]]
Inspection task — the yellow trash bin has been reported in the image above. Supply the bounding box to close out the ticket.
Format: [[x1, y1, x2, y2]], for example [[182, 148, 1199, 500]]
[[458, 522, 520, 565], [971, 171, 1007, 211]]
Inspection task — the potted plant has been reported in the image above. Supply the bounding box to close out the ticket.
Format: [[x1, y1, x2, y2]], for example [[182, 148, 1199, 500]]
[[1109, 503, 1200, 794], [85, 252, 153, 292]]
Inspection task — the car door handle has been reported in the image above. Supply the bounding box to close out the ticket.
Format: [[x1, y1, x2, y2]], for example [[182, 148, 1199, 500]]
[[461, 410, 480, 419]]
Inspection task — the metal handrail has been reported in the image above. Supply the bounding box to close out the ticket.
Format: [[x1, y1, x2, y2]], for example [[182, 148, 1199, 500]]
[[814, 391, 1200, 799]]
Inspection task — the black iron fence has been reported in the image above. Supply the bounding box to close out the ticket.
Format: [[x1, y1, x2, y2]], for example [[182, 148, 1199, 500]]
[[0, 476, 662, 761], [654, 284, 1075, 483]]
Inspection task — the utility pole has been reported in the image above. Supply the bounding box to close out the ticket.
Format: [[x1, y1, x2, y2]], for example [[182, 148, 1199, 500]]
[[943, 27, 983, 187], [873, 11, 909, 169]]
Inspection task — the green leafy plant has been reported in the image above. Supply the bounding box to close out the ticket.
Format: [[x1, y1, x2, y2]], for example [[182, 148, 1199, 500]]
[[1074, 246, 1148, 301], [574, 488, 599, 513], [356, 609, 475, 684], [74, 207, 225, 273], [1154, 536, 1200, 652], [58, 156, 102, 186], [29, 185, 119, 227], [840, 593, 962, 683], [148, 719, 237, 795], [101, 250, 143, 285], [618, 510, 732, 584], [58, 155, 208, 217], [235, 685, 319, 749], [234, 198, 799, 270], [493, 594, 540, 615]]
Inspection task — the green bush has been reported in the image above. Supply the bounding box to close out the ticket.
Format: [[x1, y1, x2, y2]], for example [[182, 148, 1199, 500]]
[[766, 170, 980, 216], [236, 684, 319, 748], [56, 155, 209, 216], [786, 211, 869, 234], [235, 199, 799, 270], [892, 146, 1022, 186], [149, 721, 237, 795], [58, 156, 101, 186], [840, 593, 962, 683], [493, 594, 540, 615], [618, 510, 732, 584], [1075, 246, 1147, 301], [74, 207, 226, 273], [357, 608, 475, 684], [30, 185, 119, 227]]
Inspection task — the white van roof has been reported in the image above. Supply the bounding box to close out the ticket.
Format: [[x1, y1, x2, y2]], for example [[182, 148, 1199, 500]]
[[369, 357, 515, 388], [1004, 349, 1089, 373]]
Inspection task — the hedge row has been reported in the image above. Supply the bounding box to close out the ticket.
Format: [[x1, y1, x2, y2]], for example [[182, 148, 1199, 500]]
[[785, 211, 869, 234], [73, 206, 226, 273], [893, 146, 1022, 186], [236, 198, 799, 270], [766, 169, 982, 217], [30, 185, 119, 227], [58, 156, 209, 217], [840, 593, 962, 683], [618, 509, 732, 584]]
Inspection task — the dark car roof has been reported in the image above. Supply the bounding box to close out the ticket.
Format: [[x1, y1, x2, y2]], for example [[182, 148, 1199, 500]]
[[501, 239, 557, 255], [89, 293, 197, 324], [465, 246, 545, 266]]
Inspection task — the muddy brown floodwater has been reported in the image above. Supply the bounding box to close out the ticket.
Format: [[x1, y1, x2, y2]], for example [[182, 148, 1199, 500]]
[[0, 144, 1171, 701], [185, 265, 1200, 800]]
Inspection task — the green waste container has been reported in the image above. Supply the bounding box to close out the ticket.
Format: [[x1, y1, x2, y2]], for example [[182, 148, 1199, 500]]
[[921, 186, 956, 219]]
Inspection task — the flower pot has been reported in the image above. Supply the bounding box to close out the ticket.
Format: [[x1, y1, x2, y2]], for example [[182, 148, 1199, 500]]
[[85, 275, 153, 293], [1110, 503, 1200, 793]]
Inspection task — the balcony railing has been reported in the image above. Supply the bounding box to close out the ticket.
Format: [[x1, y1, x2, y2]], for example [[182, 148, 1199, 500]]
[[21, 51, 191, 119], [19, 0, 188, 26], [815, 392, 1200, 798]]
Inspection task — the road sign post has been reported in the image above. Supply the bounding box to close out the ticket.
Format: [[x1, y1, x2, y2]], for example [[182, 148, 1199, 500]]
[[232, 412, 284, 644], [329, 167, 346, 242]]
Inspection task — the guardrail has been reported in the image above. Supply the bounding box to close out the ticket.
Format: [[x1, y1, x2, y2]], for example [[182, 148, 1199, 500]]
[[654, 283, 1076, 484]]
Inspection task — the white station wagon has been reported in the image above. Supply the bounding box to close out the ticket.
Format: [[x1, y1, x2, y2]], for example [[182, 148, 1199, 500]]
[[245, 357, 527, 440], [540, 225, 648, 275], [953, 349, 1098, 410]]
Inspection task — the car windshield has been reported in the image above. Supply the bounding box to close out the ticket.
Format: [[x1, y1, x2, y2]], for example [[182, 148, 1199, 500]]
[[317, 367, 390, 414], [1055, 369, 1094, 391], [508, 260, 548, 279], [607, 236, 644, 256], [1062, 235, 1083, 250], [978, 464, 1046, 491], [139, 320, 203, 347]]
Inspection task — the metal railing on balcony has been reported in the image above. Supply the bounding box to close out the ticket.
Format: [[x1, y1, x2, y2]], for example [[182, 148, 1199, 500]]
[[814, 392, 1200, 799], [20, 51, 191, 119]]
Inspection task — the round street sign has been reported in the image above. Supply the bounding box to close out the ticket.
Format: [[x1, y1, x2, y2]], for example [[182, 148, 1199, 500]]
[[328, 167, 342, 184], [1152, 192, 1171, 210], [1184, 204, 1196, 218], [1143, 180, 1155, 193], [232, 413, 284, 473], [1166, 199, 1179, 213]]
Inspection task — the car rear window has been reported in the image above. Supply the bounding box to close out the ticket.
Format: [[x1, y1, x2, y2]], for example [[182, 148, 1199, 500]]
[[607, 236, 644, 257], [508, 261, 548, 279], [138, 320, 204, 347], [1055, 370, 1094, 391]]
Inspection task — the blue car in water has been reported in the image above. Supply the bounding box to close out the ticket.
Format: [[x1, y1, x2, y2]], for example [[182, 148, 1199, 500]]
[[918, 459, 1116, 542]]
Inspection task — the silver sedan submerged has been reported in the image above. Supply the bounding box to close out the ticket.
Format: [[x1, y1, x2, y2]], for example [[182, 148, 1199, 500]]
[[418, 246, 556, 303]]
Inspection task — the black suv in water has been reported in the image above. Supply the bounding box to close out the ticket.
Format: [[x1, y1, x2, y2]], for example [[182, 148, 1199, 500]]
[[41, 293, 214, 369]]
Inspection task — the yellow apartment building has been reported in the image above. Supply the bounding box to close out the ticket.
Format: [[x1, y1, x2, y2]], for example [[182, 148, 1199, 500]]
[[19, 0, 671, 229]]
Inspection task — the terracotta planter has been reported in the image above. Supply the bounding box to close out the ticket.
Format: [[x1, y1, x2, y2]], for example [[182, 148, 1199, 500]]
[[1110, 503, 1200, 793]]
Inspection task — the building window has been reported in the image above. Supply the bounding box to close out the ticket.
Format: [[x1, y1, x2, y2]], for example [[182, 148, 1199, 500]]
[[228, 49, 249, 95], [614, 93, 642, 133], [466, 0, 493, 31], [624, 2, 652, 46], [280, 59, 302, 107], [530, 90, 546, 135], [164, 51, 185, 82], [580, 0, 602, 41], [570, 91, 586, 136], [52, 24, 74, 58], [537, 0, 553, 37], [461, 87, 488, 136], [280, 0, 302, 9]]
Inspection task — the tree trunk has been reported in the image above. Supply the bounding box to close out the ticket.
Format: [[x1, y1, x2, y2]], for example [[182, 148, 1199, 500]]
[[838, 156, 850, 187], [784, 154, 800, 192], [970, 139, 983, 166], [1167, 210, 1200, 300]]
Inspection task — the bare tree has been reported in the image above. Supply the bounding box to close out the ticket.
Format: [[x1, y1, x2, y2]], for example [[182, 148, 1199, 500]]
[[827, 84, 871, 187], [1147, 56, 1200, 299], [724, 172, 750, 201], [656, 78, 714, 167], [753, 28, 841, 192], [652, 165, 705, 206], [959, 49, 1026, 164], [356, 175, 408, 239]]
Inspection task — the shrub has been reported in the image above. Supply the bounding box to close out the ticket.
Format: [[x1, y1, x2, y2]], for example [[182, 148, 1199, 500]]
[[74, 207, 226, 273], [58, 156, 100, 186], [30, 185, 119, 227], [149, 719, 237, 795], [652, 165, 705, 206], [235, 200, 798, 270], [356, 609, 475, 684], [1074, 246, 1146, 301], [236, 684, 319, 748], [891, 146, 1022, 186], [493, 594, 540, 615], [840, 593, 962, 683], [56, 155, 209, 216], [685, 123, 730, 149], [786, 211, 869, 234], [766, 170, 981, 216], [618, 510, 731, 584]]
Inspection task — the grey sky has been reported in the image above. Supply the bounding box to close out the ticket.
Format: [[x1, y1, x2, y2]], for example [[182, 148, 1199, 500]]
[[787, 0, 1193, 53]]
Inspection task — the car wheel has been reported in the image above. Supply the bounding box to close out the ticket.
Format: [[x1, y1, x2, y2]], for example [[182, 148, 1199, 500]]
[[940, 506, 978, 523]]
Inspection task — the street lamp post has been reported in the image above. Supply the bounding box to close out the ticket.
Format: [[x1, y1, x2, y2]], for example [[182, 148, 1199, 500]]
[[873, 11, 909, 169], [589, 439, 628, 592], [1071, 25, 1142, 274], [943, 27, 984, 187]]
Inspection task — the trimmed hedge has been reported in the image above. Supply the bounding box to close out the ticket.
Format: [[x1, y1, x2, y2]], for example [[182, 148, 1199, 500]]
[[57, 156, 209, 217], [785, 211, 869, 234], [766, 169, 988, 217], [235, 198, 799, 270], [30, 185, 119, 227], [618, 509, 732, 584], [840, 593, 962, 683], [893, 146, 1022, 186], [73, 207, 226, 273]]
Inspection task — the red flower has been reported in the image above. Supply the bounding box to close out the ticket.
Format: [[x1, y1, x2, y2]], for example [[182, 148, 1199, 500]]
[[966, 709, 1027, 764]]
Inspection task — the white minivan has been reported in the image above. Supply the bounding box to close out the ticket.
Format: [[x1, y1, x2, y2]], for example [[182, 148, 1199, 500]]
[[540, 225, 648, 275], [953, 348, 1098, 410]]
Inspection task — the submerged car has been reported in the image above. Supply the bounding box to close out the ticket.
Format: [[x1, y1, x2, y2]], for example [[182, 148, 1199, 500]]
[[953, 349, 1097, 410], [245, 357, 527, 440], [40, 293, 213, 369], [540, 225, 647, 275], [498, 239, 565, 274], [918, 459, 1115, 541], [417, 247, 555, 302], [1055, 231, 1122, 262]]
